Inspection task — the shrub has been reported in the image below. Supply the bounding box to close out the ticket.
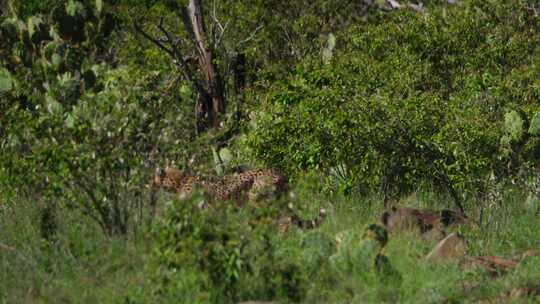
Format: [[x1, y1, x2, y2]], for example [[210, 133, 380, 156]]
[[148, 190, 338, 303], [246, 0, 540, 204], [0, 1, 199, 235]]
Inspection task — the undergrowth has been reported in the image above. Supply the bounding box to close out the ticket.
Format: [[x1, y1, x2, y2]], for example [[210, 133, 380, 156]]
[[2, 181, 538, 303]]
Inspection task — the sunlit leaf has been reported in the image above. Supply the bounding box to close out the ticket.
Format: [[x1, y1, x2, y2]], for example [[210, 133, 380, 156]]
[[219, 148, 233, 165], [0, 68, 13, 93], [66, 0, 77, 16], [27, 16, 43, 38], [96, 0, 103, 13], [504, 111, 525, 142], [529, 112, 540, 136], [65, 113, 76, 129]]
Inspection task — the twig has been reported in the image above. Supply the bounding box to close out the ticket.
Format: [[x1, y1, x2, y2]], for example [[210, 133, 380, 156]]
[[238, 24, 264, 47], [214, 20, 230, 49], [156, 17, 183, 61], [210, 0, 229, 48], [133, 21, 175, 58]]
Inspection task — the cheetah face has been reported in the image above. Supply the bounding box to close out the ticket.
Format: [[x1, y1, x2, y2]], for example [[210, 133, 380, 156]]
[[151, 167, 191, 193]]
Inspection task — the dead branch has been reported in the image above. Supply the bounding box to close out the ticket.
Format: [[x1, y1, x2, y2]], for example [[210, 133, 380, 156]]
[[133, 22, 175, 58], [238, 24, 264, 48], [181, 0, 226, 122]]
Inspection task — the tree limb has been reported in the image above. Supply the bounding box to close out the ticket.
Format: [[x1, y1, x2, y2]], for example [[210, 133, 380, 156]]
[[133, 21, 175, 58]]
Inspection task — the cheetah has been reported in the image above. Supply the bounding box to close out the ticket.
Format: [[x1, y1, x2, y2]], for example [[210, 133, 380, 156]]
[[151, 166, 288, 203], [151, 166, 327, 232]]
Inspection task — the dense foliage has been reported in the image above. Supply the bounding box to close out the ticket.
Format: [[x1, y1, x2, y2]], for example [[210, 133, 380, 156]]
[[247, 0, 540, 201], [0, 0, 199, 235]]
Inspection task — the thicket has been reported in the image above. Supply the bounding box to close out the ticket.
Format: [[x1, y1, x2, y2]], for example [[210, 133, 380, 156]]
[[0, 0, 200, 236], [247, 0, 540, 206], [0, 0, 398, 236]]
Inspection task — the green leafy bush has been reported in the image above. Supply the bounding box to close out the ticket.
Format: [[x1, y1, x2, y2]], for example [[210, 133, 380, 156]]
[[149, 194, 288, 302], [148, 186, 341, 303], [0, 1, 198, 235], [247, 0, 540, 202]]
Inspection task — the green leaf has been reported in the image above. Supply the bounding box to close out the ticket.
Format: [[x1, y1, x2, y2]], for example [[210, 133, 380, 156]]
[[66, 0, 77, 16], [65, 113, 76, 129], [51, 53, 62, 68], [322, 49, 333, 65], [504, 110, 524, 142], [27, 16, 43, 38], [0, 68, 13, 93], [96, 0, 103, 13], [212, 147, 224, 176], [529, 112, 540, 136], [327, 33, 336, 50], [219, 148, 233, 165], [46, 95, 63, 114]]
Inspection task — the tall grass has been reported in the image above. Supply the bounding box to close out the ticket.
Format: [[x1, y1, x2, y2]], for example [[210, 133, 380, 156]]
[[0, 197, 149, 303], [1, 183, 539, 303]]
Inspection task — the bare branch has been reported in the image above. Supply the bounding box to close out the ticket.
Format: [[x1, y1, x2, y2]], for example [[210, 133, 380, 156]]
[[138, 0, 226, 132], [133, 21, 175, 58], [238, 24, 264, 47], [136, 17, 198, 85], [212, 0, 223, 32], [156, 18, 188, 67], [214, 20, 230, 49], [157, 17, 183, 56], [210, 0, 229, 48], [181, 2, 207, 58]]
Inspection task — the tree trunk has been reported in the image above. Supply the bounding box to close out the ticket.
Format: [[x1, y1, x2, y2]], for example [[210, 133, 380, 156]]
[[182, 0, 226, 130]]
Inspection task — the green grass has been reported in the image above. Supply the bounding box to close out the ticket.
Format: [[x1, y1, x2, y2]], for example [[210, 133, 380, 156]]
[[0, 198, 150, 303], [1, 186, 539, 303], [303, 190, 540, 303]]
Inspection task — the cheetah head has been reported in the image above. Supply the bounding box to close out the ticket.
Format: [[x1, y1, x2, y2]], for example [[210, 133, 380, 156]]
[[151, 166, 187, 190]]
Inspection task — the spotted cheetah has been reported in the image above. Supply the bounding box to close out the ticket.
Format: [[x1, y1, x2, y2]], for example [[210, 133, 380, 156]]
[[152, 166, 327, 232], [151, 166, 288, 203]]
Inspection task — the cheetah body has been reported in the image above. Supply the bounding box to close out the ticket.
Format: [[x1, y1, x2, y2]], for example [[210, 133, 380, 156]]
[[152, 167, 287, 203]]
